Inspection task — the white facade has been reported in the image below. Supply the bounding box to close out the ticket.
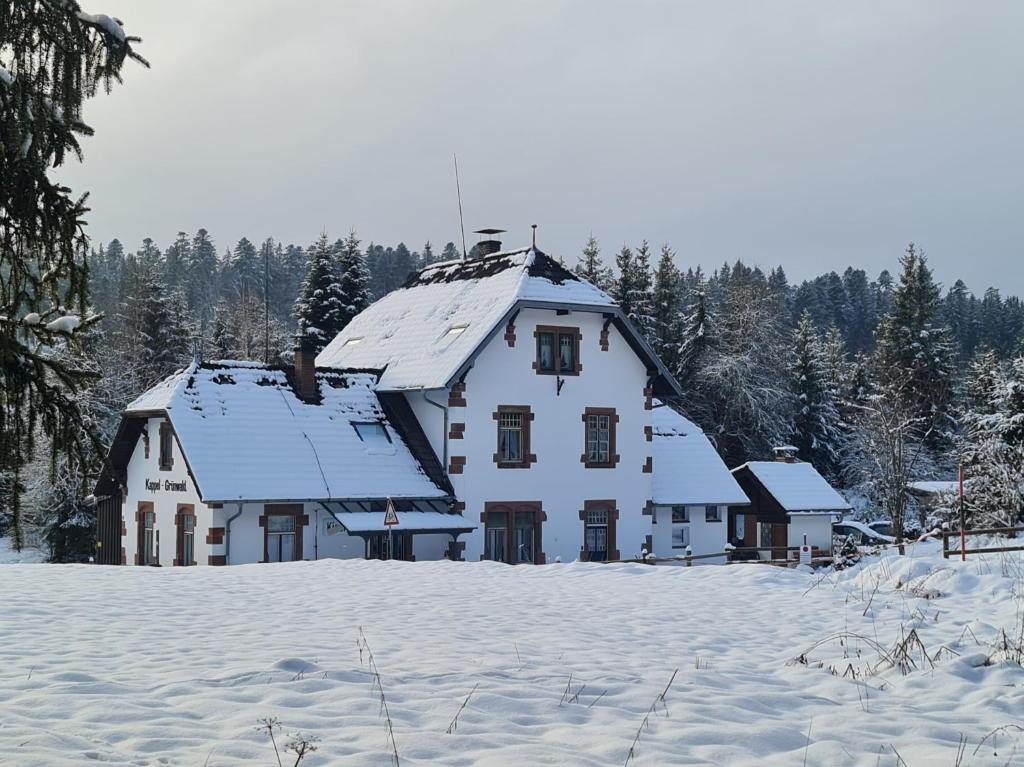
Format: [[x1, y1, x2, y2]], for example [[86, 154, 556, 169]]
[[123, 416, 211, 566], [434, 307, 652, 563], [786, 513, 838, 552], [650, 504, 730, 563]]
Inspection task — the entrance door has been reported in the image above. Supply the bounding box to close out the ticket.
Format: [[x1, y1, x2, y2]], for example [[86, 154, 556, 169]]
[[95, 496, 123, 565], [771, 523, 788, 561]]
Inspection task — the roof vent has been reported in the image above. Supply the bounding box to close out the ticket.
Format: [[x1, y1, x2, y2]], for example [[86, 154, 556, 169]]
[[773, 445, 799, 463], [473, 228, 505, 258]]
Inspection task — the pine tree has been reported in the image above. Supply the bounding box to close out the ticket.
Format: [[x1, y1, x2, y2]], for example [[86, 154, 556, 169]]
[[186, 228, 219, 324], [137, 274, 190, 387], [574, 236, 613, 291], [631, 241, 654, 339], [873, 244, 956, 453], [677, 279, 715, 387], [651, 243, 683, 373], [440, 242, 461, 262], [227, 237, 260, 301], [294, 233, 346, 354], [612, 245, 635, 317], [335, 230, 371, 331], [958, 351, 1024, 527], [0, 3, 146, 549], [790, 312, 844, 480], [161, 231, 191, 292]]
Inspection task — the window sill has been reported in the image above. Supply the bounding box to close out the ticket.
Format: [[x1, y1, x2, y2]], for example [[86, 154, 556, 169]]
[[159, 465, 173, 472], [534, 369, 580, 377], [495, 462, 533, 470]]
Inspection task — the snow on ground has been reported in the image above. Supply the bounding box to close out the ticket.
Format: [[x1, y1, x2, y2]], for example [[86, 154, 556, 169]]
[[0, 536, 45, 564], [1, 542, 1022, 766]]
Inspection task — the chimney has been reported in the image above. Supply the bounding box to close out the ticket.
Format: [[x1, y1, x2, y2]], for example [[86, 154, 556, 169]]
[[773, 445, 798, 463], [472, 228, 505, 258], [293, 337, 319, 403]]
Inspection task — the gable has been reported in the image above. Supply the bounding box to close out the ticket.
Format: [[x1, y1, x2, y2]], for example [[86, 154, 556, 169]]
[[316, 247, 681, 397]]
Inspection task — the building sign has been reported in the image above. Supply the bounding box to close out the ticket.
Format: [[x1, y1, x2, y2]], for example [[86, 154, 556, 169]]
[[145, 478, 188, 493]]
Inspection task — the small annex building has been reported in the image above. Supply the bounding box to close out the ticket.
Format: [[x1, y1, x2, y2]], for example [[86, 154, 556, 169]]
[[93, 355, 470, 566], [728, 447, 851, 559], [650, 403, 749, 561]]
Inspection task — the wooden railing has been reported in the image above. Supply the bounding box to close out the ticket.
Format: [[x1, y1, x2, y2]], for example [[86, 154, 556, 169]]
[[942, 526, 1024, 559]]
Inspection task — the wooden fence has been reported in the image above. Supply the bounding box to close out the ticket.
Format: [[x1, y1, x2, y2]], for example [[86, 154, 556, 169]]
[[942, 526, 1024, 559], [615, 545, 832, 568]]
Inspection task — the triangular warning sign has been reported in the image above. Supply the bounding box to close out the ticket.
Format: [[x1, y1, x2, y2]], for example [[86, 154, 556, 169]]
[[383, 498, 399, 526]]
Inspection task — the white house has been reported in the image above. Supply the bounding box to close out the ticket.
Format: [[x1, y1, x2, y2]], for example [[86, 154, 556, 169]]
[[728, 448, 851, 559], [649, 403, 750, 562], [95, 236, 748, 566]]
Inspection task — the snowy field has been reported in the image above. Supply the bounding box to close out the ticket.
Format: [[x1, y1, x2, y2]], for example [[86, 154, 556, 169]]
[[1, 543, 1023, 766]]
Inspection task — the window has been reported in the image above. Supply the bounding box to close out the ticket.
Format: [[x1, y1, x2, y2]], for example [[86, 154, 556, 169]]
[[159, 421, 173, 471], [266, 514, 297, 562], [353, 422, 392, 446], [515, 512, 535, 563], [671, 506, 690, 549], [735, 514, 745, 540], [343, 337, 363, 347], [484, 503, 543, 564], [175, 505, 196, 566], [534, 326, 580, 375], [485, 510, 509, 563], [582, 408, 618, 468], [137, 505, 156, 565], [494, 406, 533, 468], [705, 506, 722, 523], [499, 411, 523, 462]]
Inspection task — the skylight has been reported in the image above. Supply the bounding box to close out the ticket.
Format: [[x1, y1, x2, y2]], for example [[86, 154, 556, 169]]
[[353, 422, 391, 446], [445, 325, 468, 337], [343, 337, 363, 347]]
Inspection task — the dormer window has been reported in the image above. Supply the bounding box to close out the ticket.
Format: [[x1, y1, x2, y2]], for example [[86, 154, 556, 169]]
[[353, 422, 391, 446], [534, 326, 581, 376]]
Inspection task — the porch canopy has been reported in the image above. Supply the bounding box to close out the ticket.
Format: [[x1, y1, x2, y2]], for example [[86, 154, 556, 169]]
[[321, 499, 476, 536]]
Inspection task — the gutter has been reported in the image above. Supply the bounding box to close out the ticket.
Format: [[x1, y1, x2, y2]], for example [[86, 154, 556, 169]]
[[422, 389, 450, 469], [223, 502, 243, 563]]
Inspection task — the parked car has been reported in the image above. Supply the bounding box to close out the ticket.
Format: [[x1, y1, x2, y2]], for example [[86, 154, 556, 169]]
[[867, 520, 924, 540], [833, 520, 894, 548]]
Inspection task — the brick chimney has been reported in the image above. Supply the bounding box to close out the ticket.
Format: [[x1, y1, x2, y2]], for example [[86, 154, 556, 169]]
[[773, 445, 798, 463], [472, 228, 505, 258], [293, 337, 319, 403]]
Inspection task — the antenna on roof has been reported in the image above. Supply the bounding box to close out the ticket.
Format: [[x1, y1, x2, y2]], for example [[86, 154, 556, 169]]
[[454, 153, 467, 259], [531, 224, 537, 249]]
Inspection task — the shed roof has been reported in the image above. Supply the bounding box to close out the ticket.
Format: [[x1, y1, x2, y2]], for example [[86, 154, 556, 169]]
[[733, 461, 851, 512], [316, 247, 623, 391], [651, 404, 749, 506], [122, 361, 447, 503]]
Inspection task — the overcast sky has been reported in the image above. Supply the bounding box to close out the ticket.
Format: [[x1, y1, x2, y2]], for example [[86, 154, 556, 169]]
[[58, 1, 1024, 294]]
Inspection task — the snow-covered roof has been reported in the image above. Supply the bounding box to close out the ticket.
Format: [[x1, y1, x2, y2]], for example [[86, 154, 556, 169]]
[[734, 461, 851, 512], [651, 404, 749, 506], [316, 247, 616, 391], [125, 361, 447, 503], [329, 510, 477, 534]]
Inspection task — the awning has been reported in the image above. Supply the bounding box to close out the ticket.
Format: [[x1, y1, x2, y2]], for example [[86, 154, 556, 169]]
[[321, 501, 476, 535]]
